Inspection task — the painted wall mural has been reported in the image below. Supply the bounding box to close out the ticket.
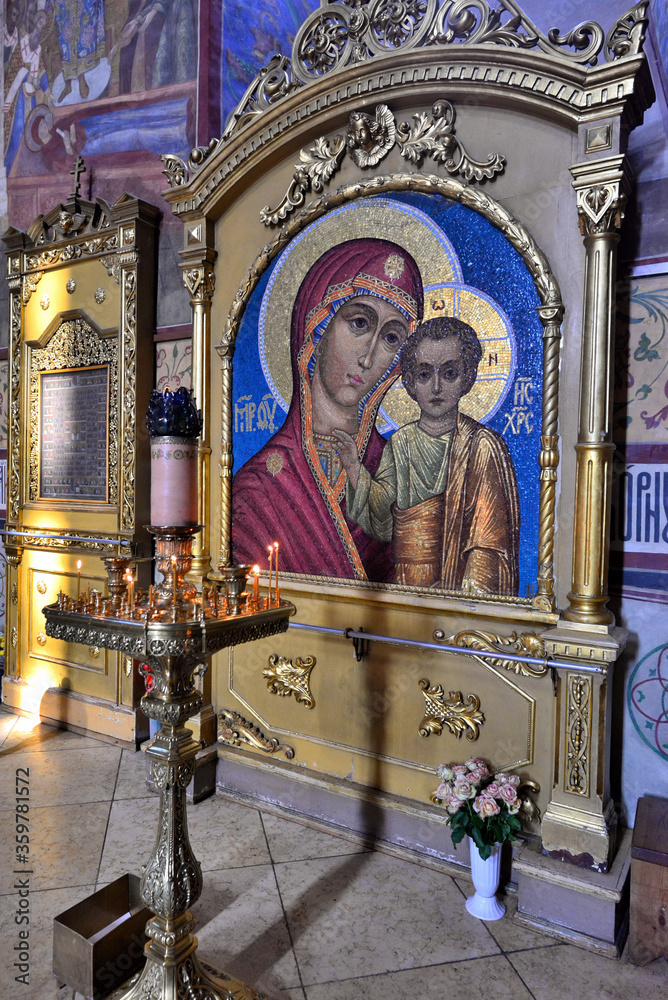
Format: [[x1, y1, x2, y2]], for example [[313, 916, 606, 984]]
[[221, 0, 318, 125], [3, 0, 198, 231], [611, 274, 668, 818], [231, 193, 543, 598], [611, 275, 668, 596]]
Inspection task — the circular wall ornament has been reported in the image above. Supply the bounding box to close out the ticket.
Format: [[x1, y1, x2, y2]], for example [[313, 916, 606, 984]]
[[40, 294, 50, 310], [36, 632, 47, 646], [66, 278, 76, 293], [36, 580, 47, 595], [89, 646, 101, 659], [94, 287, 106, 304], [628, 643, 668, 760]]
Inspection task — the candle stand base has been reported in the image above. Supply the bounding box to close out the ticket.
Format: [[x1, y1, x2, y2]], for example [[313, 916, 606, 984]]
[[44, 537, 293, 1000], [110, 919, 266, 1000]]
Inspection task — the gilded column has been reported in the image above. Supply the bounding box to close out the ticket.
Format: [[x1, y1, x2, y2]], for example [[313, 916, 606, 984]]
[[564, 155, 628, 625], [181, 247, 216, 581], [3, 248, 24, 696], [180, 233, 217, 754], [539, 626, 625, 871]]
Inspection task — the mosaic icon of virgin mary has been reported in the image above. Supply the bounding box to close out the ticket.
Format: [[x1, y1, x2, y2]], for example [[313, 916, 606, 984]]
[[232, 238, 424, 581]]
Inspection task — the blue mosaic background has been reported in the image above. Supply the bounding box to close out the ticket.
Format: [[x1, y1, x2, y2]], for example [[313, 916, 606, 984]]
[[233, 192, 543, 597]]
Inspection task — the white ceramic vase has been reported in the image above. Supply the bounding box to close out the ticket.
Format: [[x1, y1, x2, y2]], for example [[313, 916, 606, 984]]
[[466, 838, 506, 920]]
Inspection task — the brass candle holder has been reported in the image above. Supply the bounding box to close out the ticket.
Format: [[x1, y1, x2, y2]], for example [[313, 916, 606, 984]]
[[44, 526, 294, 1000]]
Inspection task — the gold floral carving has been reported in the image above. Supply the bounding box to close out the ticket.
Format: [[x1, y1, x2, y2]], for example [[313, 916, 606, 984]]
[[218, 708, 295, 758], [29, 317, 118, 503], [9, 291, 22, 520], [192, 3, 649, 162], [217, 173, 562, 595], [263, 654, 316, 708], [22, 271, 43, 304], [36, 580, 47, 595], [418, 679, 484, 740], [566, 675, 591, 795], [99, 253, 122, 283], [11, 582, 18, 605], [261, 100, 505, 226], [36, 632, 47, 646], [89, 646, 101, 659], [433, 629, 549, 678], [120, 268, 137, 531], [11, 627, 17, 649]]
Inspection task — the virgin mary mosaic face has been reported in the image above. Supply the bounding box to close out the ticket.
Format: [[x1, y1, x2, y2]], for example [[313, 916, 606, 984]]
[[231, 195, 543, 599]]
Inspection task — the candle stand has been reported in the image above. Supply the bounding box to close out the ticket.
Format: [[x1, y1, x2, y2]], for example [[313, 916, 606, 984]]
[[44, 527, 293, 1000]]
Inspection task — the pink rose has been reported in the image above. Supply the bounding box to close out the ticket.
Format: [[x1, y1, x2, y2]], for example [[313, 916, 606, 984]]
[[484, 782, 500, 798], [436, 782, 452, 799], [507, 800, 521, 815], [497, 772, 521, 787], [473, 794, 500, 817], [452, 764, 468, 777], [437, 764, 454, 782], [498, 783, 519, 806], [466, 768, 488, 784], [465, 758, 488, 772], [453, 778, 476, 801], [446, 793, 462, 815]]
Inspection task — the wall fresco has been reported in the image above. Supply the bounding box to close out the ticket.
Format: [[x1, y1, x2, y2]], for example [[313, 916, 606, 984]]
[[611, 275, 668, 595], [231, 193, 543, 597], [155, 337, 191, 391], [3, 0, 198, 232], [221, 0, 317, 125]]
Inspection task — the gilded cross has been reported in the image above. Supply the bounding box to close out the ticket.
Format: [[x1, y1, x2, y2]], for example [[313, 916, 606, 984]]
[[70, 155, 86, 198]]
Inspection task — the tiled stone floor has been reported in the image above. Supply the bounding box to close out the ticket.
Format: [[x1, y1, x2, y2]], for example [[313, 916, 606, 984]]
[[1, 708, 666, 1000]]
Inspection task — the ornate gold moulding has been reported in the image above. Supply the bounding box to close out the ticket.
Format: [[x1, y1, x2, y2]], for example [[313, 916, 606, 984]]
[[43, 599, 294, 1000]]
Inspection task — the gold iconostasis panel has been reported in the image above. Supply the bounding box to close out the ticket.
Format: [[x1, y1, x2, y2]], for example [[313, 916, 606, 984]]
[[3, 190, 159, 743]]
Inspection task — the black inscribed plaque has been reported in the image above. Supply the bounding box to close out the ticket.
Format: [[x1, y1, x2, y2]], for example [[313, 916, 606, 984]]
[[40, 367, 109, 502]]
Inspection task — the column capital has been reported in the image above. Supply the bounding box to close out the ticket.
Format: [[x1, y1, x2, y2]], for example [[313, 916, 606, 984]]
[[570, 154, 631, 238], [181, 258, 216, 303]]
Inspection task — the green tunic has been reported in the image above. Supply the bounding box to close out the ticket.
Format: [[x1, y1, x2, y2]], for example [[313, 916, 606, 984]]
[[346, 422, 453, 542]]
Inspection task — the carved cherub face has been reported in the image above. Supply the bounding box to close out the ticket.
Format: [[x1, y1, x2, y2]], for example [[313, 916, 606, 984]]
[[58, 211, 73, 231], [348, 113, 374, 153]]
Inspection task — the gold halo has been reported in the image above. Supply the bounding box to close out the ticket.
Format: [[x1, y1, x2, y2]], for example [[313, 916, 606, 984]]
[[377, 283, 516, 431], [258, 197, 463, 411]]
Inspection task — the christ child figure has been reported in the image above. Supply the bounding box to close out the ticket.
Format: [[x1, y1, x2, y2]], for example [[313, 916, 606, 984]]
[[334, 316, 520, 594]]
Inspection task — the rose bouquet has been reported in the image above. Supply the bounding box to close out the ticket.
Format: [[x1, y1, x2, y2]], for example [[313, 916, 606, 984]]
[[432, 758, 523, 860]]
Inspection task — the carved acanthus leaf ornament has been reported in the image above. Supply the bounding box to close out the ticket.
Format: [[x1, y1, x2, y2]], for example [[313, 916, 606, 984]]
[[261, 99, 504, 226], [418, 678, 484, 740]]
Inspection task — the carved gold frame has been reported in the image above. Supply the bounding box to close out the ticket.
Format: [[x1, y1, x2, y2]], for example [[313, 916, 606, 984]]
[[216, 172, 563, 612], [27, 315, 118, 508]]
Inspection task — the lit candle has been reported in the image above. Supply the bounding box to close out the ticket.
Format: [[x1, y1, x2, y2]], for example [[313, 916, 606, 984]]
[[125, 569, 134, 613], [274, 541, 279, 604], [252, 565, 260, 604], [267, 545, 273, 607], [171, 555, 178, 607], [77, 559, 82, 599]]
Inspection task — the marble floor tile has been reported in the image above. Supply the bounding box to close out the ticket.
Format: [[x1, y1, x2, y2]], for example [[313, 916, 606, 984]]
[[0, 800, 112, 893], [261, 811, 369, 864], [302, 954, 534, 999], [0, 716, 108, 756], [274, 851, 499, 985], [0, 709, 18, 748], [114, 747, 153, 800], [453, 880, 560, 953], [0, 883, 97, 1000], [508, 943, 668, 1000], [0, 745, 121, 812], [192, 864, 302, 997], [97, 794, 271, 884]]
